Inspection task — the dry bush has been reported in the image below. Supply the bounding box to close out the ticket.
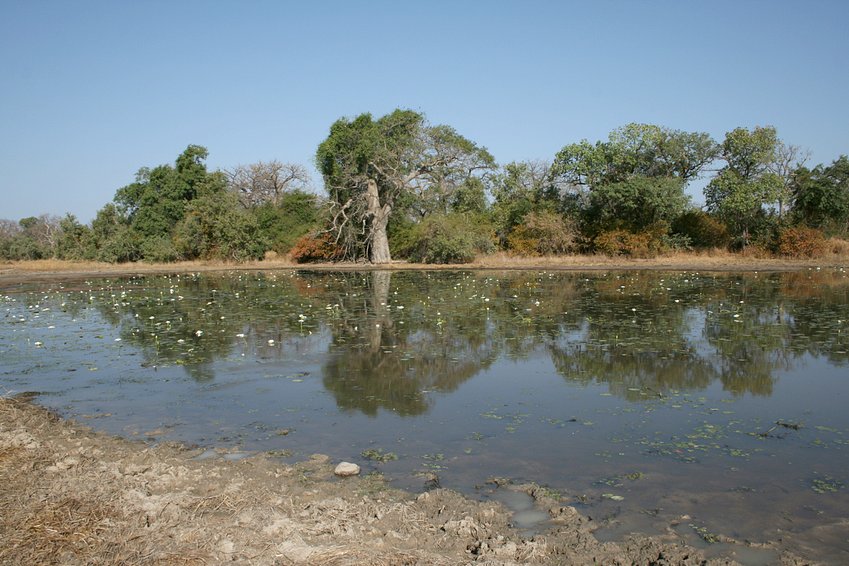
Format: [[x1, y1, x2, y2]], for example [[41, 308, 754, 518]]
[[594, 225, 667, 258], [826, 237, 849, 258], [739, 243, 774, 259], [777, 226, 827, 258], [289, 233, 342, 263]]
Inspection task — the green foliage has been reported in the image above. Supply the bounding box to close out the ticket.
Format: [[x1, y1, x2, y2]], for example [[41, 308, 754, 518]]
[[554, 123, 718, 188], [387, 214, 418, 259], [671, 211, 731, 249], [451, 177, 488, 214], [506, 210, 576, 255], [705, 126, 784, 243], [1, 233, 45, 260], [553, 124, 713, 243], [316, 110, 421, 203], [252, 190, 322, 253], [55, 214, 92, 260], [174, 191, 267, 261], [140, 235, 180, 263], [316, 109, 494, 262], [88, 203, 139, 262], [400, 213, 495, 264], [583, 175, 689, 236], [0, 215, 58, 260], [792, 156, 849, 235], [490, 161, 561, 244], [113, 145, 225, 260]]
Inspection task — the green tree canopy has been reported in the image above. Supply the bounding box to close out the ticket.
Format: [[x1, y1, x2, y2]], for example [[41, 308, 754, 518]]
[[109, 144, 270, 262], [115, 145, 214, 241], [490, 160, 560, 241], [552, 123, 714, 236], [704, 126, 786, 244], [554, 123, 718, 189], [792, 156, 849, 235]]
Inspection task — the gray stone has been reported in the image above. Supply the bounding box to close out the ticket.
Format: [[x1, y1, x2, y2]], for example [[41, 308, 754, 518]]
[[334, 461, 360, 477]]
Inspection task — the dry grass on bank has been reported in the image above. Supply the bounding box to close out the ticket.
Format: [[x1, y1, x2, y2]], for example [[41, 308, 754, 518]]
[[2, 244, 849, 285]]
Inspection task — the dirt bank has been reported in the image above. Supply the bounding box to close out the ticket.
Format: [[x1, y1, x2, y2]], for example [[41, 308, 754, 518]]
[[1, 395, 814, 565]]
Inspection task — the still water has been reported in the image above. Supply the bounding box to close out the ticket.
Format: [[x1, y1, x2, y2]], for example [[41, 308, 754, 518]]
[[2, 269, 848, 562]]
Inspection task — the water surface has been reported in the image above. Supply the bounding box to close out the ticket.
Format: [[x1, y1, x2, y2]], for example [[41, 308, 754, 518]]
[[2, 269, 848, 563]]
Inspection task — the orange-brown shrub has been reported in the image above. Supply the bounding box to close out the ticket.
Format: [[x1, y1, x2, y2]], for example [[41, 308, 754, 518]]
[[777, 226, 827, 258], [289, 233, 342, 263], [594, 224, 667, 258]]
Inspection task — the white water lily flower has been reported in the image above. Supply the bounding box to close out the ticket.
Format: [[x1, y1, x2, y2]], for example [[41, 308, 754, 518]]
[[195, 330, 203, 337]]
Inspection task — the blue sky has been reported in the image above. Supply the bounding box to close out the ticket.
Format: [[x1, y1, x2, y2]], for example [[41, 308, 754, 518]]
[[2, 0, 847, 222]]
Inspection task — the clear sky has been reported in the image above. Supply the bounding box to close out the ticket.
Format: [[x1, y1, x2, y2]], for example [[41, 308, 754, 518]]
[[2, 0, 847, 222]]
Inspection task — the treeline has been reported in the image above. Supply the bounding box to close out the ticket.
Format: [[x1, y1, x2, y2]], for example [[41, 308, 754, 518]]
[[2, 112, 848, 264]]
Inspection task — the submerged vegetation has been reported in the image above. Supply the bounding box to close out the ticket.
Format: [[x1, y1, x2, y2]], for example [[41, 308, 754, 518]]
[[2, 116, 848, 264]]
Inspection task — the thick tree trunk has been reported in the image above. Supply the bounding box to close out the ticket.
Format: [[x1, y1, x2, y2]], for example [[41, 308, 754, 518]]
[[366, 179, 392, 264]]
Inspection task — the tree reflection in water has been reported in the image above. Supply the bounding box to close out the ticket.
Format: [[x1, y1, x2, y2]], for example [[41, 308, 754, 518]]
[[91, 269, 849, 412]]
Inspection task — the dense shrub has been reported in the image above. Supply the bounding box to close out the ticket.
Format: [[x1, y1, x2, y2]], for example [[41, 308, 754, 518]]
[[594, 230, 641, 257], [173, 192, 267, 262], [402, 214, 495, 264], [777, 226, 827, 258], [594, 224, 668, 258], [671, 211, 730, 249], [661, 232, 693, 252], [387, 215, 418, 259], [289, 233, 342, 263], [252, 191, 322, 254], [507, 211, 576, 256], [140, 235, 179, 263], [94, 227, 139, 263]]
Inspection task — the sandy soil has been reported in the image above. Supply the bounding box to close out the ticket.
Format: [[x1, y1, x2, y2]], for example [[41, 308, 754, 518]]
[[1, 395, 816, 565]]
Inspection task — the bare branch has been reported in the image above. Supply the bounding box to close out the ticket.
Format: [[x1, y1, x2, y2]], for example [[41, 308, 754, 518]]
[[227, 160, 311, 207]]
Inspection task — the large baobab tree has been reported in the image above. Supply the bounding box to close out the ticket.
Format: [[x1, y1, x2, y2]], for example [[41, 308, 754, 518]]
[[316, 109, 494, 263]]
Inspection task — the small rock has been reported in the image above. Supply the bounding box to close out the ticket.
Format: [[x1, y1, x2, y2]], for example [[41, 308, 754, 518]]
[[334, 462, 361, 477]]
